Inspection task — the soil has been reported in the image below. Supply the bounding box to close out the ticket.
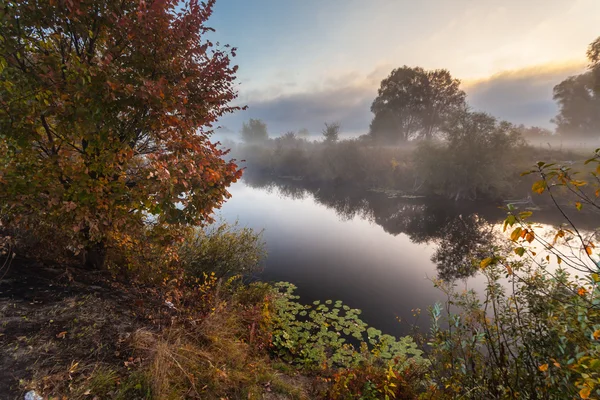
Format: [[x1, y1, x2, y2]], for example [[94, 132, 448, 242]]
[[0, 257, 167, 400]]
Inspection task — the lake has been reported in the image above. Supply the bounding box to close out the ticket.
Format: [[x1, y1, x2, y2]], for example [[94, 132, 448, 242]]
[[216, 176, 598, 337]]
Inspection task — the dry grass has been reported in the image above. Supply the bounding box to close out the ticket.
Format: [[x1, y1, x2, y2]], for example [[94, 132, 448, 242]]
[[130, 303, 313, 400], [1, 253, 317, 399]]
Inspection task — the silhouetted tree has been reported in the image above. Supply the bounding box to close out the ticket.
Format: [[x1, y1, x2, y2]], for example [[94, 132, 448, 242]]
[[322, 122, 340, 143], [298, 128, 311, 140], [241, 119, 269, 143], [587, 36, 600, 92], [370, 67, 466, 143], [432, 214, 494, 281], [415, 111, 523, 200], [516, 125, 553, 142], [552, 37, 600, 139], [281, 131, 297, 140]]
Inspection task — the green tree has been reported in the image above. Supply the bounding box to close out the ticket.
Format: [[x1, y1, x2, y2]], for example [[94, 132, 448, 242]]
[[0, 0, 242, 268], [322, 122, 340, 143], [241, 118, 269, 143], [415, 110, 523, 200], [281, 131, 297, 140], [552, 36, 600, 139], [370, 67, 466, 144]]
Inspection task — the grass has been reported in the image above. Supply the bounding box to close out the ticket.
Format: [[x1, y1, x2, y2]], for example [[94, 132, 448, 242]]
[[1, 225, 423, 399], [0, 260, 314, 399], [129, 298, 313, 399]]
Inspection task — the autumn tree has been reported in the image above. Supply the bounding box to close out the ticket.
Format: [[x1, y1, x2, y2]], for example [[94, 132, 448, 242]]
[[552, 36, 600, 139], [241, 118, 268, 143], [322, 122, 340, 143], [0, 0, 243, 268], [369, 67, 466, 144]]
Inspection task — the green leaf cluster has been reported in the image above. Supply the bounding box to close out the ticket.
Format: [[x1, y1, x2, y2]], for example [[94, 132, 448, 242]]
[[270, 282, 427, 371]]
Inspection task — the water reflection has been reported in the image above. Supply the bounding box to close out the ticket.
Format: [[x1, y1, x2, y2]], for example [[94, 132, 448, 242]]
[[243, 174, 498, 281], [219, 174, 599, 336]]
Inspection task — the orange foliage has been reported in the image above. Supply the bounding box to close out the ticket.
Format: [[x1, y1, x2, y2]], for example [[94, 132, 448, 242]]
[[0, 0, 243, 268]]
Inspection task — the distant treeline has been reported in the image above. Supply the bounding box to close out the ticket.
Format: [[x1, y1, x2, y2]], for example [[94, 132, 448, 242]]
[[228, 125, 584, 201], [227, 37, 600, 200]]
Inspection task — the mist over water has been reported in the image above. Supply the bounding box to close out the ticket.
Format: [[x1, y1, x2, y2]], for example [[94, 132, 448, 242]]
[[211, 33, 600, 394], [218, 180, 447, 336], [216, 176, 598, 335]]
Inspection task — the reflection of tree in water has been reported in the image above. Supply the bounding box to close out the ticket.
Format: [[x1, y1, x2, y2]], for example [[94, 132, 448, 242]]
[[367, 199, 495, 281], [243, 174, 497, 281], [273, 183, 309, 201], [242, 172, 309, 201], [431, 214, 495, 281], [312, 186, 374, 222]]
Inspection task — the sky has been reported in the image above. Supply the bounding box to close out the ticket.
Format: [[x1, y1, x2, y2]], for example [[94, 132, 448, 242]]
[[208, 0, 600, 136]]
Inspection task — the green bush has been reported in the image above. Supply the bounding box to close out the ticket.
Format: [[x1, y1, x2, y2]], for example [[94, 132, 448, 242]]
[[178, 221, 266, 279], [425, 153, 600, 399], [414, 112, 524, 200]]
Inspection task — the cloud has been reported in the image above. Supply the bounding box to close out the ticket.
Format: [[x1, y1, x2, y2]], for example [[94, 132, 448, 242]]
[[217, 62, 588, 137], [464, 62, 586, 127], [218, 73, 384, 136]]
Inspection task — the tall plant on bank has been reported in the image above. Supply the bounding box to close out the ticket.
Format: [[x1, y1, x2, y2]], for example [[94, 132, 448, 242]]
[[426, 36, 600, 399], [426, 152, 600, 399], [0, 0, 242, 268]]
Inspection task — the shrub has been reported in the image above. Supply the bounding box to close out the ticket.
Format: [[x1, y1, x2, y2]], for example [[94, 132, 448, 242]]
[[414, 112, 524, 200], [130, 280, 311, 400], [178, 221, 266, 280], [425, 152, 600, 399]]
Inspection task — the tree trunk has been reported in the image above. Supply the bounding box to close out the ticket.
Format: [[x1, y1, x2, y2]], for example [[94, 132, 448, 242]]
[[84, 241, 106, 270]]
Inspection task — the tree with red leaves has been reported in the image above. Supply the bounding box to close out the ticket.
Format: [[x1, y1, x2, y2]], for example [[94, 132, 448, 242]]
[[0, 0, 243, 268]]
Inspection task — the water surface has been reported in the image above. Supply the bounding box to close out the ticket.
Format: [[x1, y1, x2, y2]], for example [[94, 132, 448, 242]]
[[217, 178, 598, 336]]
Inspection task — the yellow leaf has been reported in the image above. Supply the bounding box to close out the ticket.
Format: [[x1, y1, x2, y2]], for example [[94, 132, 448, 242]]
[[553, 230, 565, 245], [506, 264, 513, 275], [539, 364, 548, 372], [532, 180, 546, 194], [510, 227, 522, 242], [580, 386, 591, 399], [571, 180, 587, 187], [480, 257, 493, 268], [594, 330, 600, 340]]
